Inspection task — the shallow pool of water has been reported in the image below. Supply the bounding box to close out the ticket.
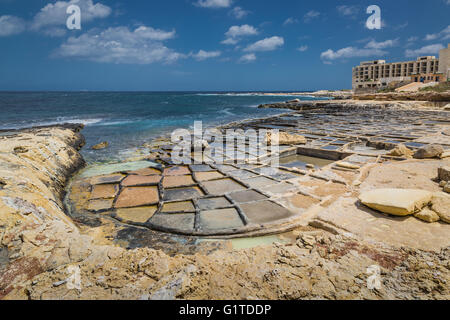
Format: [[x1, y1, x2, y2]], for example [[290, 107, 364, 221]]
[[279, 154, 335, 169]]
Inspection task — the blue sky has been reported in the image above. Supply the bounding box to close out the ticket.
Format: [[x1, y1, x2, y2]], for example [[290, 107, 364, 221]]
[[0, 0, 449, 91]]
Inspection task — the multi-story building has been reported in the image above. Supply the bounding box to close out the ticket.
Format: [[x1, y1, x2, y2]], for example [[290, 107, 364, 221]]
[[352, 43, 450, 91]]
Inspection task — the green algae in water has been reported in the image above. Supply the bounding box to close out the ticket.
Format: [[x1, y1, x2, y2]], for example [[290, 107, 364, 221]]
[[79, 160, 160, 178]]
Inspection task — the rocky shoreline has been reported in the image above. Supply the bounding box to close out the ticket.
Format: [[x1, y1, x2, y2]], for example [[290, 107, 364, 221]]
[[1, 100, 450, 300]]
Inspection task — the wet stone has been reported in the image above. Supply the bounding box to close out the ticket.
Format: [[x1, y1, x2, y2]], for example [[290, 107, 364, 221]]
[[202, 178, 247, 195], [87, 199, 114, 212], [115, 186, 159, 208], [162, 175, 195, 188], [116, 206, 157, 223], [240, 201, 294, 224], [194, 171, 224, 182], [190, 164, 213, 172], [200, 208, 244, 230], [254, 167, 299, 180], [150, 213, 195, 232], [90, 184, 119, 200], [128, 167, 161, 176], [121, 175, 162, 187], [161, 201, 195, 213], [163, 186, 205, 201], [163, 166, 191, 176], [229, 190, 267, 203], [214, 164, 237, 172], [228, 169, 258, 180], [243, 176, 277, 189], [91, 174, 125, 185], [197, 197, 232, 210]]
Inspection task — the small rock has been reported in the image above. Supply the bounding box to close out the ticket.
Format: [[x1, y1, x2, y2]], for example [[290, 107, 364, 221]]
[[306, 164, 315, 169], [444, 183, 450, 194], [414, 208, 440, 223], [440, 181, 447, 187], [438, 166, 450, 182], [92, 141, 109, 150], [286, 99, 300, 103], [336, 161, 360, 170], [431, 193, 450, 223], [440, 150, 450, 159], [388, 144, 414, 158], [413, 144, 444, 159]]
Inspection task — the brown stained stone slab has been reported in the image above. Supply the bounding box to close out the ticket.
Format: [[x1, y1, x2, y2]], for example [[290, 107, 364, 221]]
[[194, 171, 224, 182], [90, 184, 119, 200], [240, 201, 294, 224], [229, 190, 267, 203], [115, 186, 159, 208], [161, 201, 195, 213], [163, 166, 191, 176], [128, 167, 161, 176], [163, 187, 205, 201], [87, 199, 114, 212], [90, 174, 125, 185], [116, 206, 157, 223], [197, 197, 232, 210], [162, 175, 195, 188], [200, 208, 244, 230], [121, 175, 162, 187], [243, 176, 278, 189], [281, 194, 321, 210], [150, 213, 195, 232]]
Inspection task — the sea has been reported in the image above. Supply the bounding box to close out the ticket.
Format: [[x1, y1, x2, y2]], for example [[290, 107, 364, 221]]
[[0, 92, 325, 163]]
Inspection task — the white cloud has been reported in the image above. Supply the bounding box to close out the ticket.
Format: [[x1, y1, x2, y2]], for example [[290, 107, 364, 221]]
[[222, 24, 258, 45], [239, 53, 256, 63], [424, 25, 450, 41], [195, 0, 232, 8], [297, 45, 308, 52], [337, 5, 359, 17], [283, 17, 298, 26], [191, 50, 221, 61], [0, 15, 26, 36], [365, 39, 398, 49], [407, 36, 418, 42], [320, 47, 387, 61], [405, 44, 445, 57], [134, 26, 176, 41], [229, 7, 249, 19], [244, 36, 284, 52], [303, 10, 320, 23], [53, 26, 184, 64], [31, 0, 111, 36]]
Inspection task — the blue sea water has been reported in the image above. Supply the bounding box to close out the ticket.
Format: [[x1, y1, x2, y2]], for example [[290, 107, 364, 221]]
[[0, 92, 324, 163]]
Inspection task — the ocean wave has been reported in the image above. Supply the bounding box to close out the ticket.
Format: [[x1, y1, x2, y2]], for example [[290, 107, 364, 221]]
[[0, 117, 104, 130]]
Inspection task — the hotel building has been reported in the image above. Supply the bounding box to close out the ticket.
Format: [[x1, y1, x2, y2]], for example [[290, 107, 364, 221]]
[[352, 43, 450, 91]]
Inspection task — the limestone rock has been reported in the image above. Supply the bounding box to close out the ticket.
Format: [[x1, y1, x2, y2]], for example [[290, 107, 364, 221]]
[[266, 132, 307, 146], [444, 183, 450, 194], [359, 188, 433, 216], [431, 192, 450, 223], [388, 144, 413, 158], [440, 150, 450, 159], [413, 144, 444, 159], [414, 207, 440, 223], [336, 162, 360, 170], [92, 141, 109, 150], [438, 166, 450, 182]]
